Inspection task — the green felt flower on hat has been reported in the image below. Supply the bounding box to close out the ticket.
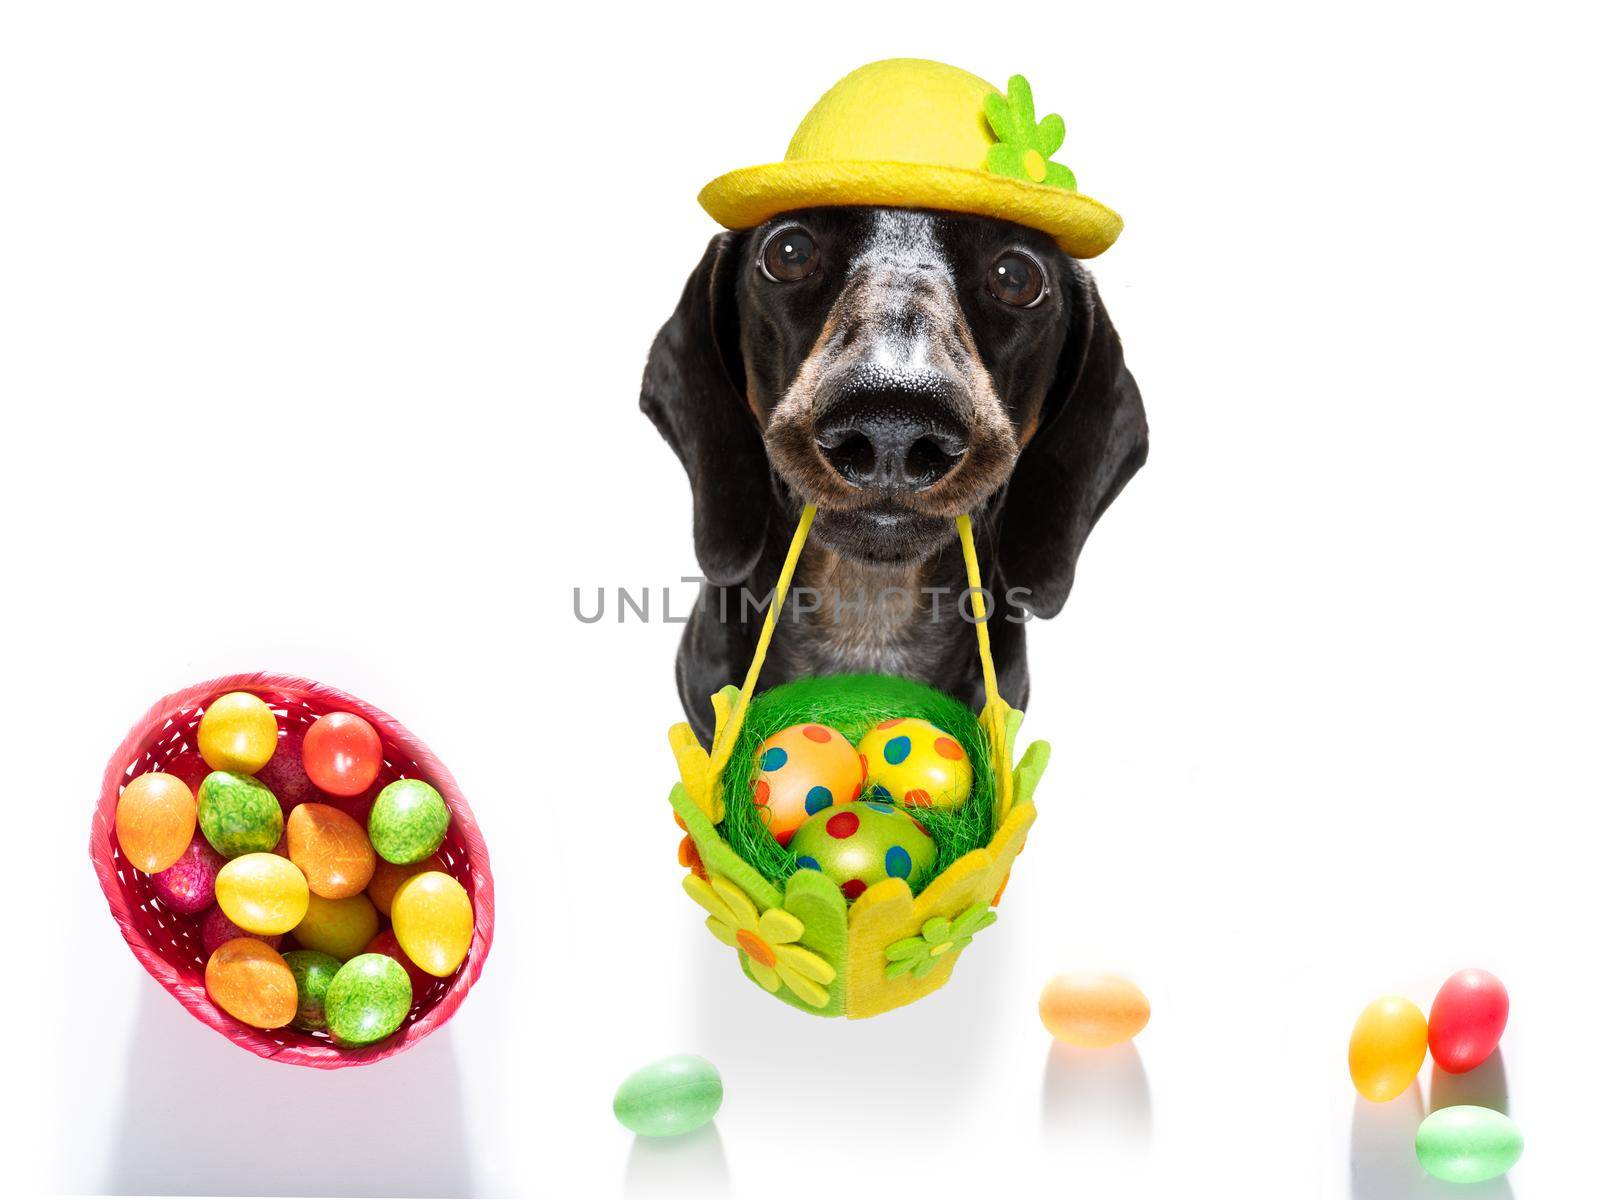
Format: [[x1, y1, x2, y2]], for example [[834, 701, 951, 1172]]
[[884, 903, 998, 980], [984, 74, 1077, 190]]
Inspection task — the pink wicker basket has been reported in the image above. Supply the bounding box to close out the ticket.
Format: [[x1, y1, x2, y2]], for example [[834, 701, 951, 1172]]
[[90, 671, 494, 1068]]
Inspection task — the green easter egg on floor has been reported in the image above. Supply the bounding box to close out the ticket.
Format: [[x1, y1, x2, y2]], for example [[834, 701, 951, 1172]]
[[325, 952, 413, 1047], [1416, 1105, 1523, 1183], [788, 800, 937, 901], [197, 771, 283, 858], [283, 949, 343, 1032], [368, 779, 449, 864], [613, 1055, 723, 1137]]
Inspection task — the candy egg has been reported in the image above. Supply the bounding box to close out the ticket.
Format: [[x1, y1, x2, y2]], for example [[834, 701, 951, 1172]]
[[1039, 972, 1151, 1047], [1429, 968, 1509, 1074], [368, 779, 450, 865], [392, 870, 473, 976], [114, 772, 196, 873], [201, 905, 280, 956], [749, 723, 865, 845], [197, 771, 283, 858], [292, 891, 380, 961], [286, 802, 376, 898], [215, 852, 310, 935], [325, 953, 412, 1047], [367, 853, 445, 916], [164, 749, 212, 797], [857, 717, 973, 808], [151, 834, 225, 914], [1416, 1105, 1523, 1183], [197, 691, 279, 774], [302, 711, 384, 797], [788, 801, 937, 901], [283, 949, 343, 1032], [613, 1055, 723, 1137], [254, 724, 317, 812], [1348, 996, 1429, 1102], [365, 930, 434, 998], [205, 937, 298, 1029]]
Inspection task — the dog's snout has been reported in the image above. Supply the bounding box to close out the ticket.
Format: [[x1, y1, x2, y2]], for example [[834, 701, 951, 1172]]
[[814, 376, 969, 493]]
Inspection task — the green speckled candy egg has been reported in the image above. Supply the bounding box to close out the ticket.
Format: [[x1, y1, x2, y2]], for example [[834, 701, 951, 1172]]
[[613, 1055, 723, 1137], [367, 779, 449, 865], [197, 771, 283, 858], [325, 952, 413, 1048], [283, 949, 343, 1032], [1416, 1105, 1523, 1183]]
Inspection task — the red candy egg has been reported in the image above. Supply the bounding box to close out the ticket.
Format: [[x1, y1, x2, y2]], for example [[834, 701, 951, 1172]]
[[255, 724, 318, 812], [201, 905, 282, 956], [366, 929, 433, 999], [302, 712, 384, 797], [1428, 968, 1509, 1074]]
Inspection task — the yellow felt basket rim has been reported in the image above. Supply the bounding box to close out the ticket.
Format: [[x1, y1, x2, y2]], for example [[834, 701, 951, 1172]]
[[699, 160, 1123, 259]]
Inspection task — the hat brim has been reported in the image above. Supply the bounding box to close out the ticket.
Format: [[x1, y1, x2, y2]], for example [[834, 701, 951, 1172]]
[[699, 160, 1122, 259]]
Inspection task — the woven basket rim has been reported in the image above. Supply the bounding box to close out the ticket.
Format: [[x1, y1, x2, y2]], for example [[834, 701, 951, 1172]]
[[89, 670, 494, 1069]]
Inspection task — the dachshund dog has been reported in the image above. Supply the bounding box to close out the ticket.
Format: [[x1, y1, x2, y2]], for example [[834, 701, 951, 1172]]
[[642, 207, 1147, 743]]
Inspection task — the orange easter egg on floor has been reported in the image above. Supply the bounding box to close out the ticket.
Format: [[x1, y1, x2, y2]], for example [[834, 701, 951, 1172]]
[[287, 802, 377, 898], [115, 772, 197, 873], [750, 723, 865, 845], [1039, 972, 1150, 1047], [205, 937, 298, 1029]]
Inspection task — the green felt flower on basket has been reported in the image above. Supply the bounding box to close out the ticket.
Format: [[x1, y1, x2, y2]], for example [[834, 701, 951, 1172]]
[[884, 904, 998, 980], [984, 74, 1077, 189]]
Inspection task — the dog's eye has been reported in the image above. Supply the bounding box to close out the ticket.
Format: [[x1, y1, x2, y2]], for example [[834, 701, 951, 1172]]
[[761, 227, 820, 282], [987, 252, 1047, 308]]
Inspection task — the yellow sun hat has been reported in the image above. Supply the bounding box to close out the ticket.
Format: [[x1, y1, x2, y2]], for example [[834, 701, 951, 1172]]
[[699, 58, 1122, 259]]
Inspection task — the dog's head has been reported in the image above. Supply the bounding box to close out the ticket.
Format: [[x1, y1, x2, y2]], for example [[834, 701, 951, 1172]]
[[642, 206, 1146, 617]]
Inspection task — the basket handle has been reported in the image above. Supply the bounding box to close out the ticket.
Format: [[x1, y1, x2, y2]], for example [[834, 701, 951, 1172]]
[[706, 506, 1007, 784]]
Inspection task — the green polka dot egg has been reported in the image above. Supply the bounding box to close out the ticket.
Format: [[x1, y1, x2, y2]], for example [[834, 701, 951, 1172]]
[[858, 717, 973, 809], [789, 800, 937, 901]]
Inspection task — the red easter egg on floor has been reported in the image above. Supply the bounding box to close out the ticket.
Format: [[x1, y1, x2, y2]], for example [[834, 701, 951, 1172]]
[[1428, 968, 1509, 1074], [302, 712, 384, 797], [255, 724, 318, 812], [366, 929, 432, 999]]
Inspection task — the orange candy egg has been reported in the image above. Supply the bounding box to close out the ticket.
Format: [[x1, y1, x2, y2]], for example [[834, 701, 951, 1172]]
[[205, 937, 298, 1029], [286, 802, 377, 899], [115, 772, 197, 873], [1039, 972, 1151, 1048], [750, 723, 865, 845]]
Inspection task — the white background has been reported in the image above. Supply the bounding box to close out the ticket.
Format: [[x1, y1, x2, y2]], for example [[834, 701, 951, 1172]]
[[4, 2, 1595, 1197]]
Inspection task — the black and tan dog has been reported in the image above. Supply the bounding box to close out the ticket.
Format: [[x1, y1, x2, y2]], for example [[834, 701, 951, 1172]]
[[643, 206, 1146, 742]]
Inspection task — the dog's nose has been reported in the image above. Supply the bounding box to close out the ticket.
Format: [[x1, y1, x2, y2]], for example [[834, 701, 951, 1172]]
[[814, 386, 969, 493]]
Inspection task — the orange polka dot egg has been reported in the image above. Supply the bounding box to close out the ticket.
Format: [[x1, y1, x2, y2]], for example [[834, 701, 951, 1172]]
[[750, 723, 866, 845], [857, 717, 973, 808]]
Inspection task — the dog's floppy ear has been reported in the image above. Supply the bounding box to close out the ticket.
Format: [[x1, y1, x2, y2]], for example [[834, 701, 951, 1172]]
[[998, 271, 1148, 618], [641, 231, 770, 585]]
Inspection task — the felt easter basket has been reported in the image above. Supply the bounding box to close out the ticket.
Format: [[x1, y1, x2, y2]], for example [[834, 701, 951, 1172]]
[[668, 507, 1050, 1019], [90, 671, 494, 1068]]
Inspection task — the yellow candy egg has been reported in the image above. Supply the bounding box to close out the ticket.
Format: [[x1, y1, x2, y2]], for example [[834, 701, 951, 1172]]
[[292, 891, 380, 961], [750, 723, 865, 845], [215, 853, 310, 936], [197, 691, 279, 773], [857, 717, 973, 808], [367, 853, 445, 916], [114, 772, 196, 873], [1349, 996, 1429, 1102], [392, 871, 473, 977]]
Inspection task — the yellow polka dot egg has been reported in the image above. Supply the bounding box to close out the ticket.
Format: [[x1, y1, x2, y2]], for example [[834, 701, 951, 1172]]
[[857, 717, 972, 809], [751, 723, 866, 846]]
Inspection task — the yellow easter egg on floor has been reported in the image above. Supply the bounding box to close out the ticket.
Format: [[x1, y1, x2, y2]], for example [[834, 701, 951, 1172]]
[[750, 723, 865, 845], [215, 853, 310, 936], [857, 717, 973, 808], [292, 891, 380, 961], [392, 871, 473, 977]]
